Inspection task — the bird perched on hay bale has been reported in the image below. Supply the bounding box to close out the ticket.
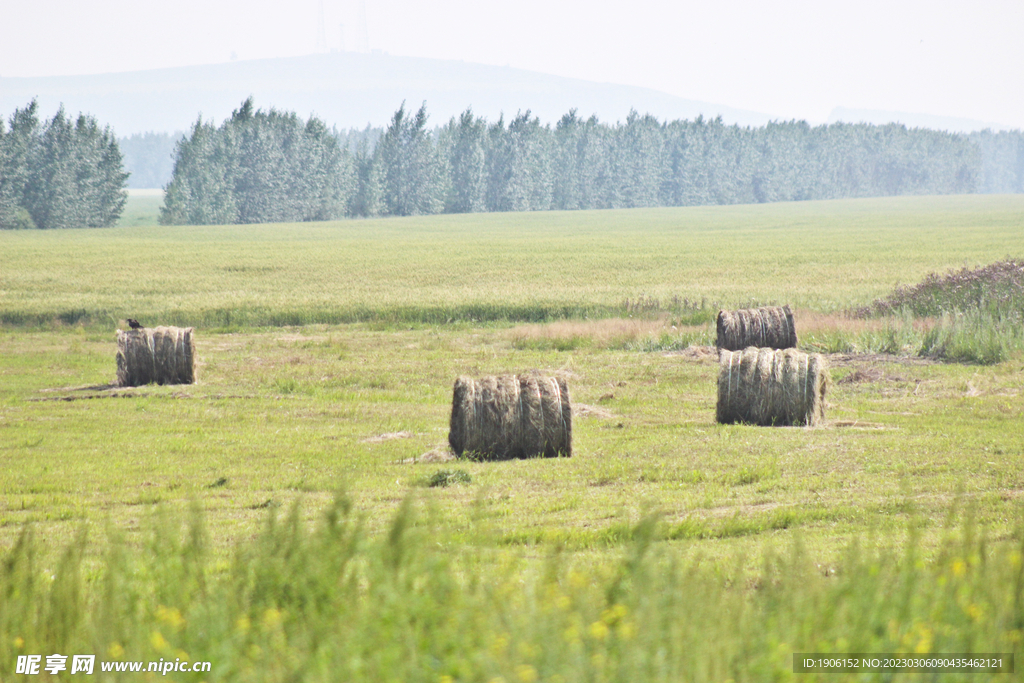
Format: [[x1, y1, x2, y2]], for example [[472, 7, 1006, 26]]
[[717, 347, 829, 426], [126, 318, 143, 330], [449, 374, 572, 460], [116, 326, 196, 387], [716, 305, 797, 351]]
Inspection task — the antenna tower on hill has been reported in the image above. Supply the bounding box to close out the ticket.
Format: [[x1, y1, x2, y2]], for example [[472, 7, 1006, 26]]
[[315, 0, 328, 54], [355, 0, 370, 53]]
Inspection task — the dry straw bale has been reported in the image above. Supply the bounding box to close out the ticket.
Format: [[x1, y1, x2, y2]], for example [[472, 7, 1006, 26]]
[[116, 326, 196, 387], [449, 374, 572, 460], [716, 347, 829, 426], [716, 305, 797, 351]]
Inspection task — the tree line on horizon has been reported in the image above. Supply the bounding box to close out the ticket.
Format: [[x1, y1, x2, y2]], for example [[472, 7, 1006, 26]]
[[0, 100, 127, 230], [3, 98, 1024, 230], [159, 99, 1024, 225]]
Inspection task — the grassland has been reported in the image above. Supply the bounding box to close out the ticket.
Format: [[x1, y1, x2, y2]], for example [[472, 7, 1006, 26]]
[[116, 190, 164, 228], [2, 195, 1024, 680], [5, 195, 1024, 328]]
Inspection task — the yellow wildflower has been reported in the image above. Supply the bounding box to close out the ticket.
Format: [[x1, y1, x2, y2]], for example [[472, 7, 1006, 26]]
[[516, 664, 538, 683], [589, 621, 610, 641], [150, 631, 169, 652]]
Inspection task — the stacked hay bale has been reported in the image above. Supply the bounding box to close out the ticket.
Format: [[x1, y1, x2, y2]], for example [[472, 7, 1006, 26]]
[[449, 375, 572, 460], [716, 305, 797, 350], [116, 326, 196, 387], [717, 347, 829, 426]]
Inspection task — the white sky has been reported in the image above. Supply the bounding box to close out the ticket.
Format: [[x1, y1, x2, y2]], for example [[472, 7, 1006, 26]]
[[2, 0, 1022, 127]]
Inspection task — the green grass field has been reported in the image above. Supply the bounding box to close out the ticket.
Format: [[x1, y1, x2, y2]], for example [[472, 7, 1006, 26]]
[[116, 190, 164, 228], [2, 195, 1024, 681], [7, 195, 1024, 328]]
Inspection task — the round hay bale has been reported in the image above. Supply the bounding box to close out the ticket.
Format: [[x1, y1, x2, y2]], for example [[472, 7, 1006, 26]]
[[116, 326, 196, 387], [449, 374, 572, 460], [716, 305, 797, 351], [716, 347, 828, 426]]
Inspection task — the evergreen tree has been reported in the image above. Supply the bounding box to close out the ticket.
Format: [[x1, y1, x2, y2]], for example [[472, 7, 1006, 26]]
[[301, 117, 355, 221], [442, 108, 487, 214], [161, 119, 238, 226], [231, 100, 299, 223], [0, 118, 20, 228], [21, 106, 127, 229], [660, 116, 726, 206], [551, 110, 585, 211], [484, 115, 512, 212], [350, 135, 384, 217], [375, 102, 442, 216], [551, 110, 617, 210], [510, 111, 553, 211], [970, 130, 1024, 193], [161, 98, 353, 225], [616, 110, 663, 208], [1, 102, 41, 226], [149, 98, 1019, 224], [486, 111, 552, 212]]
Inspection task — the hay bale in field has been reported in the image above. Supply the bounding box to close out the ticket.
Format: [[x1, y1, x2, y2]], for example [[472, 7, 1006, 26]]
[[116, 326, 196, 387], [716, 347, 829, 426], [716, 305, 797, 351], [449, 374, 572, 460]]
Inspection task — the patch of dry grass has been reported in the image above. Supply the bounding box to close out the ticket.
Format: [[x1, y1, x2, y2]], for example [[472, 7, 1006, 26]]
[[509, 317, 712, 352], [797, 309, 939, 334], [510, 318, 667, 348]]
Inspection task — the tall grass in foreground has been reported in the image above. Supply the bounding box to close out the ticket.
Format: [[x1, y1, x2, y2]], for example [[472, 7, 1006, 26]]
[[2, 497, 1021, 682], [835, 258, 1024, 364], [801, 311, 1024, 364]]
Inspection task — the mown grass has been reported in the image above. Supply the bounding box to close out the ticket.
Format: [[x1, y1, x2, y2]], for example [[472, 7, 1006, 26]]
[[2, 195, 1024, 678], [2, 319, 1023, 556]]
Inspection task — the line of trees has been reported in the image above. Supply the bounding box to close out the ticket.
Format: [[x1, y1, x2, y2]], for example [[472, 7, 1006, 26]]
[[162, 99, 1024, 225], [160, 99, 353, 225], [121, 121, 1024, 201], [117, 127, 380, 190], [4, 97, 1023, 230], [970, 130, 1024, 194], [0, 101, 128, 230]]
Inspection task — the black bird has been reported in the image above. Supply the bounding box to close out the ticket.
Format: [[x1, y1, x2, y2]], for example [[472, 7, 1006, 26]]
[[126, 318, 143, 330]]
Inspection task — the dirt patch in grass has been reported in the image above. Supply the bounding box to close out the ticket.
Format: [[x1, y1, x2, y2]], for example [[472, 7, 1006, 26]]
[[703, 501, 788, 519], [574, 404, 617, 419], [363, 431, 415, 443], [397, 448, 457, 464], [664, 345, 718, 362], [827, 352, 937, 368], [837, 367, 885, 384], [29, 384, 198, 401], [38, 383, 119, 393], [831, 420, 888, 430], [275, 333, 328, 343]]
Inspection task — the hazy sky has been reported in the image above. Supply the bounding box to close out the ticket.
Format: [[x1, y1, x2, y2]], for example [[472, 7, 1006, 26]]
[[3, 0, 1022, 127]]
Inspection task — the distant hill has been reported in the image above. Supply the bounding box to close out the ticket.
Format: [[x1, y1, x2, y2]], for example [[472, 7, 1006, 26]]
[[0, 53, 774, 136], [828, 106, 1013, 134]]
